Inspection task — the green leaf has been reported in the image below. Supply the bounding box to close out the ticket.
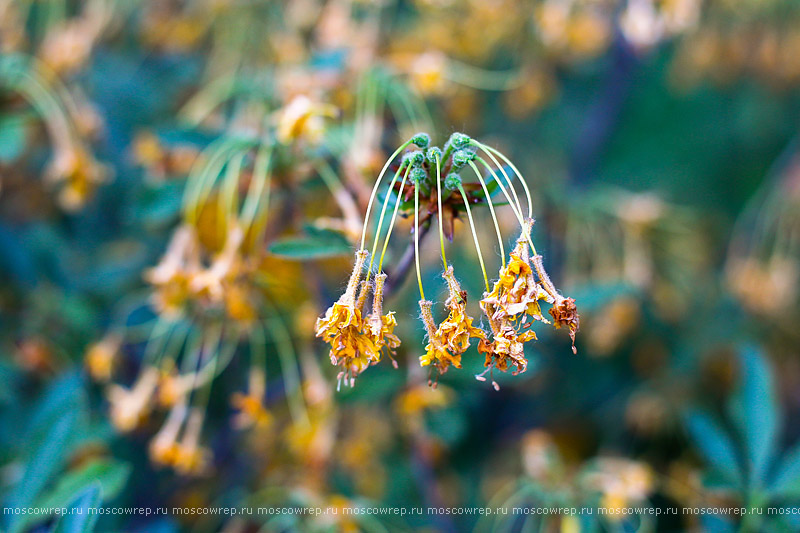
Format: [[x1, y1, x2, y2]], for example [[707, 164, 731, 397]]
[[37, 458, 129, 510], [771, 443, 800, 498], [268, 230, 351, 259], [16, 458, 128, 532], [24, 373, 87, 459], [51, 483, 103, 533], [730, 345, 778, 488], [6, 409, 77, 533], [685, 410, 742, 488]]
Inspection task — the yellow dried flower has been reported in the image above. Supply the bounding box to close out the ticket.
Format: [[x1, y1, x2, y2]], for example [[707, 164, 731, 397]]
[[549, 295, 580, 354], [481, 220, 548, 325], [478, 323, 535, 379], [419, 268, 485, 378], [315, 250, 383, 386]]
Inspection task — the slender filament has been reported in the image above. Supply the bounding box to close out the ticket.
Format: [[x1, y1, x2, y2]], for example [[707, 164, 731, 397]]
[[435, 154, 447, 269], [469, 160, 506, 269], [378, 165, 412, 273], [359, 140, 413, 250], [414, 184, 426, 300], [457, 183, 490, 292]]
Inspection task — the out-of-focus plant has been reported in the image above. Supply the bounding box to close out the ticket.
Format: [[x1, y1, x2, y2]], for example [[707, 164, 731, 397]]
[[480, 429, 656, 532], [0, 373, 129, 533], [0, 54, 108, 210], [726, 143, 800, 321], [683, 346, 800, 531]]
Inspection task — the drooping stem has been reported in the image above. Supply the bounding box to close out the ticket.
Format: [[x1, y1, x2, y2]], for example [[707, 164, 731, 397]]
[[475, 142, 533, 219], [444, 59, 525, 91], [220, 151, 245, 235], [366, 161, 409, 284], [474, 155, 525, 226], [474, 150, 541, 263], [469, 161, 505, 269], [184, 140, 238, 225], [384, 223, 431, 296], [378, 164, 412, 273], [435, 154, 447, 269], [359, 140, 414, 250], [457, 183, 490, 293], [414, 183, 426, 301]]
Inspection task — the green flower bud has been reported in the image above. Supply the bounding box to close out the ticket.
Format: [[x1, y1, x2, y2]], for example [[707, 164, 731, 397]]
[[451, 149, 475, 170], [448, 132, 471, 150], [410, 167, 428, 184], [444, 173, 462, 191], [410, 132, 431, 149], [402, 150, 426, 167], [426, 147, 443, 165]]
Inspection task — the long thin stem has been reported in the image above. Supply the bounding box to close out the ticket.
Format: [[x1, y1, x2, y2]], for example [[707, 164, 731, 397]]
[[366, 161, 408, 282], [359, 140, 414, 250], [457, 183, 489, 293], [145, 317, 175, 368], [378, 165, 412, 273], [184, 140, 237, 225], [475, 150, 541, 260], [474, 155, 525, 226], [435, 154, 447, 269], [191, 323, 222, 411], [414, 184, 426, 300], [469, 161, 505, 269], [477, 142, 533, 220]]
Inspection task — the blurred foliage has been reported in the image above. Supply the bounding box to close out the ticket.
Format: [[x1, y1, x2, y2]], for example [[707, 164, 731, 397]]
[[2, 0, 800, 532]]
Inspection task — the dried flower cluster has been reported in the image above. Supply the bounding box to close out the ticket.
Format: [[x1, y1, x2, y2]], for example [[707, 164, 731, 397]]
[[316, 132, 579, 389]]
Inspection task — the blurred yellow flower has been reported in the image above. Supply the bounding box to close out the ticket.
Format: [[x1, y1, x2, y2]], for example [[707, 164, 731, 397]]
[[276, 95, 338, 145], [107, 367, 159, 432]]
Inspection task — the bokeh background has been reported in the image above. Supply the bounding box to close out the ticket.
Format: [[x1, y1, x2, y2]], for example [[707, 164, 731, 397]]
[[2, 0, 800, 531]]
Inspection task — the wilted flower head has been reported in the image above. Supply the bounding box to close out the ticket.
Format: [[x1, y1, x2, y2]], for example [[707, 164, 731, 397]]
[[315, 249, 402, 388], [419, 268, 484, 382], [481, 220, 548, 324]]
